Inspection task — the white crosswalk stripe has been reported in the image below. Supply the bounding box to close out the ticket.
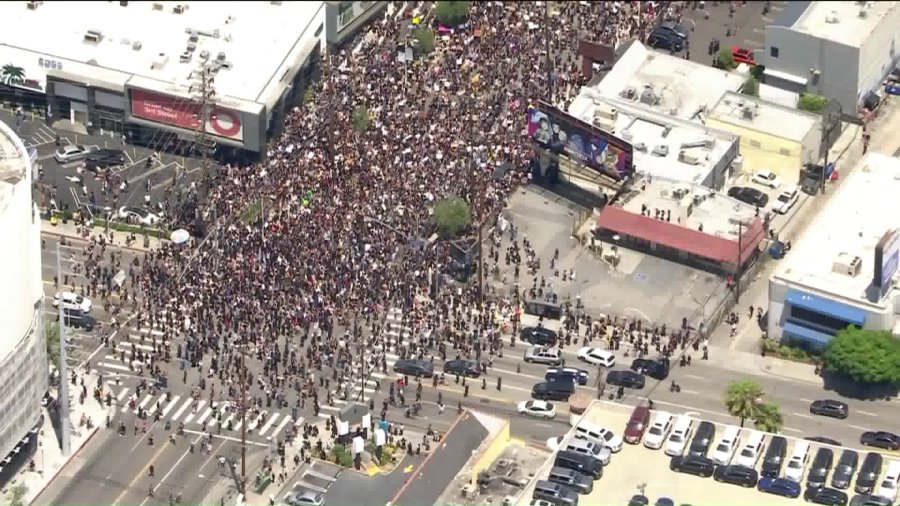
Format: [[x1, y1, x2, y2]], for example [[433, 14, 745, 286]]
[[268, 416, 293, 441], [196, 407, 213, 425], [170, 398, 193, 421], [137, 394, 154, 411], [161, 395, 181, 417], [258, 413, 279, 436], [184, 400, 206, 423], [116, 387, 130, 401]]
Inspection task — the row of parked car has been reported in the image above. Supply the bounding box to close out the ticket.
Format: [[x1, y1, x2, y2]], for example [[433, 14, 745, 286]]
[[627, 409, 900, 506]]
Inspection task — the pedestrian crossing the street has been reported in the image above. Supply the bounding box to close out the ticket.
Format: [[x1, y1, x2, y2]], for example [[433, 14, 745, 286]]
[[92, 325, 167, 377]]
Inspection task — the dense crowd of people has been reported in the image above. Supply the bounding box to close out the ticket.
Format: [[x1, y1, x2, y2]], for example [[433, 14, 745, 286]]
[[83, 0, 677, 460]]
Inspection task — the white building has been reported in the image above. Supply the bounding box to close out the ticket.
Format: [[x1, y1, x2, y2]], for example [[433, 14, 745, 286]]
[[759, 1, 900, 114], [768, 153, 900, 348], [0, 1, 383, 159], [0, 122, 48, 467]]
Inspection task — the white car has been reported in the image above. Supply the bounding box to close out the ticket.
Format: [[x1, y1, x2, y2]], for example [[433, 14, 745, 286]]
[[517, 400, 557, 419], [734, 432, 765, 467], [711, 427, 741, 466], [643, 412, 673, 450], [52, 292, 92, 313], [773, 185, 799, 214], [53, 144, 94, 164], [751, 170, 781, 189], [576, 347, 616, 367], [118, 206, 161, 226]]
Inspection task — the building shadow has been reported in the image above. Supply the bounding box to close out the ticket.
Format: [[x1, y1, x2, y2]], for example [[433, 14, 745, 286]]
[[821, 372, 900, 400]]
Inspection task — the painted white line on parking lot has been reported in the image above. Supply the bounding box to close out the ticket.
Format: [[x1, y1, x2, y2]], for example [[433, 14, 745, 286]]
[[856, 410, 877, 417]]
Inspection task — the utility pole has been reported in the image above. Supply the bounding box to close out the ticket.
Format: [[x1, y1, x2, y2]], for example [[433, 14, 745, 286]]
[[56, 243, 71, 456], [238, 343, 247, 494], [544, 1, 554, 103], [189, 61, 218, 190], [735, 221, 743, 304]]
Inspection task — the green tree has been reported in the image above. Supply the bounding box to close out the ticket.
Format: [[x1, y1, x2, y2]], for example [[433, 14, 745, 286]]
[[824, 326, 900, 385], [413, 27, 436, 55], [9, 483, 28, 506], [432, 196, 472, 239], [46, 321, 61, 370], [753, 401, 784, 433], [351, 104, 370, 133], [717, 48, 736, 70], [798, 92, 829, 113], [1, 64, 26, 86], [724, 380, 764, 427], [434, 1, 472, 27], [742, 76, 760, 97]]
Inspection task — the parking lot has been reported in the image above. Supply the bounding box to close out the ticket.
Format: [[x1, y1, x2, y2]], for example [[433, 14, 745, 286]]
[[528, 402, 900, 506]]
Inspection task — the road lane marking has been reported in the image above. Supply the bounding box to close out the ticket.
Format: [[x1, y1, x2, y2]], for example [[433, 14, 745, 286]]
[[258, 413, 279, 436], [793, 413, 816, 419], [856, 410, 877, 417], [182, 428, 268, 447], [683, 374, 704, 380], [248, 412, 265, 431], [184, 400, 206, 423], [161, 395, 181, 416], [268, 416, 293, 441], [800, 398, 815, 403], [116, 387, 129, 401], [137, 394, 154, 411], [170, 398, 193, 421], [196, 408, 213, 425], [137, 434, 207, 506], [113, 421, 171, 506], [850, 425, 872, 431], [98, 361, 132, 372], [783, 427, 802, 434]]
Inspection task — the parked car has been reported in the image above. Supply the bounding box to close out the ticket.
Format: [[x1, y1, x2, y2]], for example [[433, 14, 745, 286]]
[[392, 359, 434, 378], [443, 359, 481, 378], [752, 170, 782, 188], [545, 367, 589, 386], [711, 426, 741, 466], [831, 450, 859, 490], [524, 347, 563, 366], [731, 46, 757, 66], [547, 466, 594, 495], [669, 455, 715, 477], [805, 487, 849, 506], [576, 347, 616, 367], [734, 431, 765, 468], [643, 412, 674, 450], [517, 400, 557, 419], [810, 399, 850, 419], [85, 148, 128, 169], [118, 206, 161, 226], [605, 370, 645, 389], [687, 422, 716, 458], [532, 480, 580, 506], [664, 415, 693, 457], [860, 431, 900, 450], [285, 489, 324, 506], [773, 185, 800, 214], [855, 453, 883, 494], [727, 186, 769, 207], [713, 465, 759, 488], [807, 447, 835, 489], [656, 20, 688, 40], [54, 144, 95, 163], [757, 477, 802, 498], [760, 436, 788, 478], [521, 326, 558, 346], [624, 406, 651, 444], [574, 422, 623, 453], [630, 358, 669, 380], [849, 494, 892, 506]]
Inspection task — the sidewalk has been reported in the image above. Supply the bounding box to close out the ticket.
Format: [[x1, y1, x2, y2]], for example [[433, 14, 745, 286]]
[[41, 219, 168, 252], [705, 344, 820, 385], [0, 368, 114, 506]]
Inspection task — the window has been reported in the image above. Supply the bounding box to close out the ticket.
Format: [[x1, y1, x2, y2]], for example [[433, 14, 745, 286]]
[[770, 46, 779, 58], [314, 23, 323, 37], [748, 139, 761, 148], [338, 3, 355, 29]]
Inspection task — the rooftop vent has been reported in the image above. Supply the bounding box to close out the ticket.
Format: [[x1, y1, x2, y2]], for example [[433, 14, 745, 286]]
[[217, 52, 226, 61], [132, 41, 142, 51], [832, 252, 862, 277], [173, 4, 187, 14], [26, 1, 42, 10], [152, 3, 163, 11], [825, 12, 840, 23], [633, 142, 648, 152], [858, 8, 868, 18], [84, 29, 103, 43], [741, 105, 757, 120], [620, 87, 638, 101], [271, 0, 282, 4], [119, 1, 128, 6], [651, 144, 669, 157], [151, 53, 169, 70], [678, 150, 701, 165], [639, 85, 659, 106], [179, 51, 192, 63]]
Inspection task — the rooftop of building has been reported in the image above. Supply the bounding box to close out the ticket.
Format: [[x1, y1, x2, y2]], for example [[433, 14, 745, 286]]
[[709, 91, 821, 143], [584, 41, 745, 122], [0, 0, 323, 108], [773, 152, 900, 307], [0, 122, 28, 195], [791, 1, 899, 48], [568, 95, 738, 186]]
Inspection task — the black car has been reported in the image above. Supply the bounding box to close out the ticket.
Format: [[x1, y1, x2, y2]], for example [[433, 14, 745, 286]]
[[647, 29, 683, 52], [854, 453, 882, 494], [807, 447, 835, 488], [727, 186, 769, 207], [545, 367, 589, 386], [761, 436, 788, 478], [805, 487, 849, 506], [532, 381, 575, 401], [605, 370, 645, 389], [521, 326, 558, 346], [807, 436, 842, 447], [657, 20, 688, 40], [63, 308, 96, 331], [669, 455, 714, 477], [443, 359, 481, 378], [713, 465, 759, 487], [810, 399, 850, 419], [393, 359, 434, 378], [629, 358, 669, 380], [85, 149, 128, 169], [687, 422, 716, 458], [849, 494, 892, 506], [831, 450, 859, 490], [859, 431, 900, 450]]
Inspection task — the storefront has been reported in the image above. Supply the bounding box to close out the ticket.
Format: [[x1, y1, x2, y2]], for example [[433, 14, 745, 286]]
[[778, 289, 868, 350]]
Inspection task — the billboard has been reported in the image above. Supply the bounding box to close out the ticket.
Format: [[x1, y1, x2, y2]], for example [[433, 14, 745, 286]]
[[874, 228, 900, 289], [130, 88, 243, 142], [526, 101, 633, 181]]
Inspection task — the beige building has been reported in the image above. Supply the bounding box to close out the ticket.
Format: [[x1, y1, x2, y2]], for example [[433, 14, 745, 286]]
[[707, 91, 821, 184]]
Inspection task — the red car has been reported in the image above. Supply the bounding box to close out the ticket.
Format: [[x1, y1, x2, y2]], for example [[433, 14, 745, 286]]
[[732, 46, 757, 66], [624, 405, 651, 444]]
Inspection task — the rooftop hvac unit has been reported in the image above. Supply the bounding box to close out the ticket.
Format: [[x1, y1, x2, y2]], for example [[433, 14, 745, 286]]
[[832, 253, 862, 277], [27, 1, 42, 10], [825, 13, 840, 23], [179, 51, 192, 63], [153, 3, 163, 11], [132, 41, 142, 51], [151, 53, 169, 70], [271, 0, 282, 4], [741, 105, 757, 120], [680, 138, 713, 149], [652, 145, 669, 157], [633, 142, 648, 152], [120, 1, 128, 6], [858, 9, 868, 18], [594, 104, 618, 122], [187, 42, 197, 52], [620, 87, 638, 100], [84, 29, 103, 43], [678, 150, 701, 165], [620, 129, 633, 141], [217, 52, 226, 61], [639, 86, 659, 106], [199, 50, 210, 60], [593, 119, 615, 134], [173, 4, 187, 14]]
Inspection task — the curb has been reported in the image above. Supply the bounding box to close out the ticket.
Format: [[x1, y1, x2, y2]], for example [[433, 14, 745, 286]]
[[28, 426, 101, 506], [40, 229, 157, 254]]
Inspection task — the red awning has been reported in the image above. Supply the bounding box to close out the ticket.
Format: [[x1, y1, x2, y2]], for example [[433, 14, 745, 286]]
[[596, 206, 764, 265]]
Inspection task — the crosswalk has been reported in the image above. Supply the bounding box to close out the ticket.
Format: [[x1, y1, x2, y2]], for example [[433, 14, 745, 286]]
[[94, 325, 167, 376]]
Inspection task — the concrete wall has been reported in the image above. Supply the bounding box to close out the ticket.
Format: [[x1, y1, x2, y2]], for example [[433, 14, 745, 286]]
[[762, 26, 860, 112], [469, 420, 510, 486], [706, 119, 806, 182], [857, 4, 900, 108]]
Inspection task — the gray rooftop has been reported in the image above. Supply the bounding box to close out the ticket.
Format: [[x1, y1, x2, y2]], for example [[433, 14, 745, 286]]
[[791, 1, 900, 48], [709, 91, 821, 144]]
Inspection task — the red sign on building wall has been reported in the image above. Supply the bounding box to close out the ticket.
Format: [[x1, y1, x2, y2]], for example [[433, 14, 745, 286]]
[[130, 88, 243, 141]]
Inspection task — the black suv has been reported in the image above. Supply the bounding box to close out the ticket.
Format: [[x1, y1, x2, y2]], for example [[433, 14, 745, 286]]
[[669, 455, 714, 477], [85, 149, 128, 170], [810, 399, 849, 419], [713, 465, 759, 487], [605, 370, 645, 389], [727, 186, 769, 207], [804, 487, 849, 506], [63, 308, 96, 331], [443, 359, 481, 378], [630, 358, 669, 380], [647, 29, 683, 52], [521, 326, 558, 346], [393, 359, 434, 378], [545, 367, 589, 386]]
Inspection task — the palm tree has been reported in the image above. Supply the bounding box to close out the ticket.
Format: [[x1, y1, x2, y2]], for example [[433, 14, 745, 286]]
[[45, 321, 61, 370], [724, 379, 764, 427], [1, 64, 26, 85], [753, 401, 784, 434]]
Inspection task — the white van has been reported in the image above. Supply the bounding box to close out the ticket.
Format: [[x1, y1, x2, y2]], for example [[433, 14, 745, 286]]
[[784, 440, 811, 482], [664, 415, 694, 456], [53, 291, 93, 313], [575, 421, 623, 453], [735, 431, 766, 467], [711, 426, 741, 465], [878, 460, 900, 502], [643, 411, 673, 450]]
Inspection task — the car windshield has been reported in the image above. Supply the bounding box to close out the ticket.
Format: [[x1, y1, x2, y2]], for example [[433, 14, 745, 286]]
[[787, 460, 801, 469], [715, 443, 729, 452], [669, 434, 683, 443], [75, 295, 84, 303], [740, 449, 754, 457], [777, 194, 791, 203], [649, 427, 663, 436], [602, 432, 614, 441], [881, 479, 894, 488]]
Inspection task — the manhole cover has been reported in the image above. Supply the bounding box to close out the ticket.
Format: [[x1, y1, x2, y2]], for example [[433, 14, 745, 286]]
[[633, 272, 648, 283]]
